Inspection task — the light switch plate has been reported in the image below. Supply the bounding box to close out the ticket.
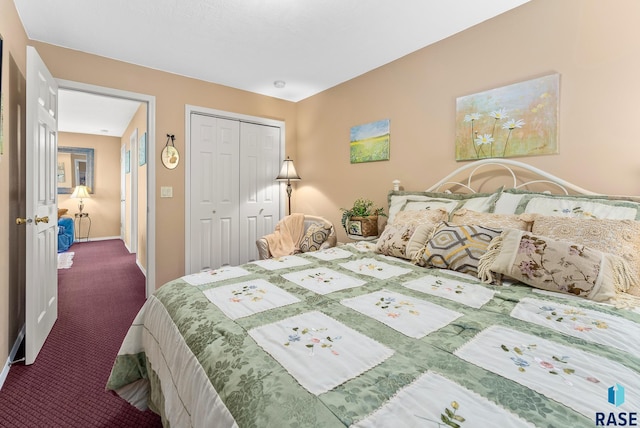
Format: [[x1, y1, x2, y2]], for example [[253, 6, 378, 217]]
[[160, 186, 173, 198]]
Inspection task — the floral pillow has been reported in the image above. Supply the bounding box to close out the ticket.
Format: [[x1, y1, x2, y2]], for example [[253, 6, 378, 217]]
[[299, 223, 331, 252], [478, 229, 637, 303], [387, 190, 501, 224], [532, 216, 640, 297], [492, 189, 640, 220], [375, 209, 448, 260], [416, 223, 502, 276]]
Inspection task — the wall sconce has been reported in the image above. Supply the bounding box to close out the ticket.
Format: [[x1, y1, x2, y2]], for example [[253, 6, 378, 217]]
[[70, 185, 91, 214], [275, 156, 301, 215]]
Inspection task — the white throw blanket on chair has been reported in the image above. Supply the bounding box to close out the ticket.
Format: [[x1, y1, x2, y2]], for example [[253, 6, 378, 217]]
[[264, 213, 305, 258]]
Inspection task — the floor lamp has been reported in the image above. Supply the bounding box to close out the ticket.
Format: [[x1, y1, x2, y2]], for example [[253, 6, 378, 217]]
[[275, 156, 301, 215]]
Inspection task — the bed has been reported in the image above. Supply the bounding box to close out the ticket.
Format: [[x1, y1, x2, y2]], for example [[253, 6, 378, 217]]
[[107, 159, 640, 427]]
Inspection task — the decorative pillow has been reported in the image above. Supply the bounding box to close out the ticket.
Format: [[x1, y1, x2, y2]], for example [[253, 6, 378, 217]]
[[375, 209, 448, 260], [299, 223, 331, 252], [392, 208, 449, 227], [387, 190, 502, 224], [532, 216, 640, 296], [478, 229, 637, 303], [417, 223, 502, 275], [450, 209, 533, 231], [58, 208, 68, 218], [492, 189, 640, 220]]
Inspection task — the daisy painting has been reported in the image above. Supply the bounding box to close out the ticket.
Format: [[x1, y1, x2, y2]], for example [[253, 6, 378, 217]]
[[455, 73, 559, 161]]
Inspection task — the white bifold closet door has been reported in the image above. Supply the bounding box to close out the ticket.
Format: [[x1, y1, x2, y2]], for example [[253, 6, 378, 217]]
[[189, 113, 280, 272]]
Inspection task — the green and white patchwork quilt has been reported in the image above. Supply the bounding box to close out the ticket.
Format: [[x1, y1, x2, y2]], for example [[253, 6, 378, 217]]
[[107, 244, 640, 427]]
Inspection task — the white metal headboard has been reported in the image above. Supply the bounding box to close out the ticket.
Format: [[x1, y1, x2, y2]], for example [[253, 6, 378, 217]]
[[392, 159, 601, 196]]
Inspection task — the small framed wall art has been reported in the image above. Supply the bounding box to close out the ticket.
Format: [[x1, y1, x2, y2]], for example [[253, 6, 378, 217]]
[[350, 119, 390, 163]]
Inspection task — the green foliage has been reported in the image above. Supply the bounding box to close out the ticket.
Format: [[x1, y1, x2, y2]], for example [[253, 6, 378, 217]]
[[339, 198, 386, 230]]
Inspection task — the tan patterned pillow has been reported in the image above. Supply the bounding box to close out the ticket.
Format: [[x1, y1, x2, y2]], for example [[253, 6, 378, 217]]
[[450, 209, 533, 231], [478, 229, 636, 303], [299, 223, 331, 252], [375, 209, 448, 260], [532, 216, 640, 297]]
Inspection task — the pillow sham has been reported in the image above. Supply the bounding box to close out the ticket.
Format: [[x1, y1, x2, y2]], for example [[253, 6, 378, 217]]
[[375, 209, 448, 260], [392, 208, 449, 227], [450, 209, 533, 231], [299, 223, 331, 253], [492, 189, 640, 220], [532, 215, 640, 296], [416, 223, 502, 276], [58, 208, 69, 218], [387, 189, 501, 224], [478, 229, 637, 304]]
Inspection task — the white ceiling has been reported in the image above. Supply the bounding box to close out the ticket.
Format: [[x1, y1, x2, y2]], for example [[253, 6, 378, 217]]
[[58, 90, 142, 137], [15, 0, 530, 135]]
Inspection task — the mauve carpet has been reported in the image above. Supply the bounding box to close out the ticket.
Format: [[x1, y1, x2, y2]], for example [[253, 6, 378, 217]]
[[0, 239, 162, 427]]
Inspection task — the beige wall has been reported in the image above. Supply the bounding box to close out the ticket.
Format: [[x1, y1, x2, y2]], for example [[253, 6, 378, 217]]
[[57, 132, 121, 239], [296, 0, 640, 242]]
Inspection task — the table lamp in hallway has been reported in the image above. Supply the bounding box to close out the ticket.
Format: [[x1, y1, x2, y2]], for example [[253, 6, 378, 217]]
[[70, 185, 91, 214]]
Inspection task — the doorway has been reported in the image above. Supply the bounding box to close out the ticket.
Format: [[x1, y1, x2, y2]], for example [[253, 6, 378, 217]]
[[57, 79, 157, 296]]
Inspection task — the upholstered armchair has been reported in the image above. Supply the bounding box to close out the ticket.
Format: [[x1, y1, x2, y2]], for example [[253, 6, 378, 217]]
[[256, 214, 337, 260]]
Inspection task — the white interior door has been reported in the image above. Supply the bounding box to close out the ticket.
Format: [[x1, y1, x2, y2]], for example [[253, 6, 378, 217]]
[[25, 47, 58, 365], [189, 114, 240, 272], [239, 122, 280, 262], [188, 113, 283, 272]]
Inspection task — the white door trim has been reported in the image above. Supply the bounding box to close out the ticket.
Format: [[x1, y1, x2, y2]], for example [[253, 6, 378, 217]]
[[184, 105, 286, 274], [57, 79, 156, 297], [129, 128, 138, 254], [120, 144, 126, 240]]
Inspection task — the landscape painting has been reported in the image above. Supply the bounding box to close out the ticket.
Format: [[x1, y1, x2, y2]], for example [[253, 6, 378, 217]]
[[455, 74, 559, 161], [350, 119, 390, 163]]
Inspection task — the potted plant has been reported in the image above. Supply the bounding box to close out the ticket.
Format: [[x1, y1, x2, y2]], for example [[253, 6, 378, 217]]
[[340, 198, 387, 237]]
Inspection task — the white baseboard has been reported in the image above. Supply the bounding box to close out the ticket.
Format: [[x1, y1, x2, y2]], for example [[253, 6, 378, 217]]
[[0, 325, 25, 391], [75, 235, 122, 243], [136, 259, 147, 277]]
